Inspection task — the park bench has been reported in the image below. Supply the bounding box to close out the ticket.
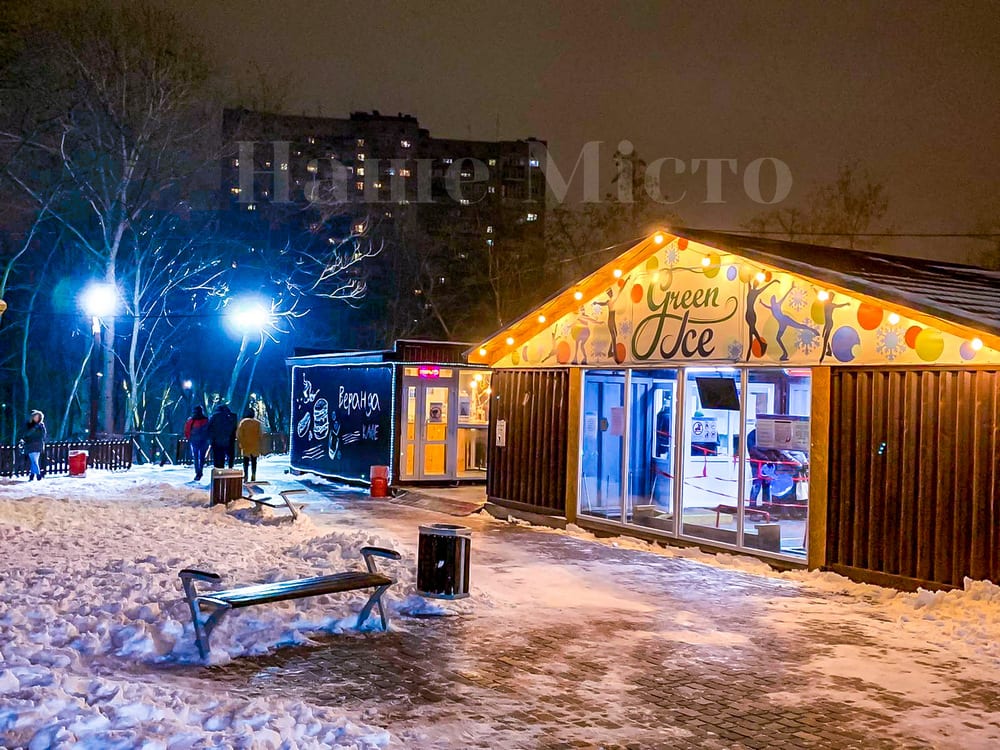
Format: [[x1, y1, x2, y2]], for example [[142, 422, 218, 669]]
[[179, 546, 403, 659], [242, 483, 307, 520]]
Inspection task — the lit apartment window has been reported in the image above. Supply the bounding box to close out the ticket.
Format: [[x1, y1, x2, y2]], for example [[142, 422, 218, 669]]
[[438, 276, 446, 284], [401, 139, 412, 148], [443, 157, 453, 164], [230, 187, 241, 195], [280, 162, 288, 171], [247, 203, 256, 211], [486, 225, 493, 233], [353, 222, 366, 234], [387, 167, 396, 176], [356, 138, 365, 147], [262, 190, 269, 198], [529, 158, 540, 168], [357, 167, 365, 176], [486, 239, 494, 247], [384, 210, 393, 218], [357, 153, 365, 161], [488, 186, 497, 194], [460, 170, 472, 178], [307, 136, 316, 144], [460, 198, 470, 205], [264, 161, 271, 168], [399, 168, 411, 177], [488, 159, 496, 166], [306, 163, 318, 173], [526, 212, 538, 221], [233, 158, 239, 167], [373, 182, 383, 189], [355, 181, 364, 190]]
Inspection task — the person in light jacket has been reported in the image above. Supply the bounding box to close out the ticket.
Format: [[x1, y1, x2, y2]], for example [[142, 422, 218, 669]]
[[236, 407, 263, 482], [21, 410, 46, 481]]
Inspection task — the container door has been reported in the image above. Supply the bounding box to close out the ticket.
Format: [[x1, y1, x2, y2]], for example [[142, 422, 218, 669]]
[[399, 381, 420, 481], [421, 384, 451, 478]]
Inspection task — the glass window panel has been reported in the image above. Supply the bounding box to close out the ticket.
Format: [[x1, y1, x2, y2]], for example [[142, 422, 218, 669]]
[[745, 369, 810, 558], [580, 370, 626, 521], [680, 368, 742, 546], [458, 370, 491, 425], [626, 369, 678, 533]]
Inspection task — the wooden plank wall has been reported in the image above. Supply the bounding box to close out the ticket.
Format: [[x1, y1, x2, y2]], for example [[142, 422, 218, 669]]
[[487, 369, 569, 515], [827, 368, 1000, 588]]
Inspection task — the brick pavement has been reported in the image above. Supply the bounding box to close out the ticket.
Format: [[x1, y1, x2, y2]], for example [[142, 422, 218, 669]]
[[176, 497, 996, 749]]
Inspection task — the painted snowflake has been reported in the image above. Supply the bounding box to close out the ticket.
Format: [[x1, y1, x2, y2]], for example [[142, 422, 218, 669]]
[[876, 325, 906, 361], [589, 301, 605, 318], [665, 247, 681, 266], [618, 319, 633, 337], [727, 339, 743, 360], [786, 285, 810, 311], [795, 327, 820, 355]]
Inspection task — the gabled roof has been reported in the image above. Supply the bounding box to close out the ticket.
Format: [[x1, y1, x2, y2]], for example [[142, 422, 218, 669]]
[[677, 228, 1000, 342], [469, 228, 1000, 363]]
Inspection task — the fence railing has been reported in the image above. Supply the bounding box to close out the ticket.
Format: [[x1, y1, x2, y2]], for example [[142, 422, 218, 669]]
[[0, 439, 132, 478], [174, 432, 288, 465]]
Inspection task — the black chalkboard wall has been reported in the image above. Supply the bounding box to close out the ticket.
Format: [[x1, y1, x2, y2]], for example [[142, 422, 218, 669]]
[[289, 364, 394, 482]]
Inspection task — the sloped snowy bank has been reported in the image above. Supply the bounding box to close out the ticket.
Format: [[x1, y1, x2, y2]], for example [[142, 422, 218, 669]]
[[0, 471, 420, 748]]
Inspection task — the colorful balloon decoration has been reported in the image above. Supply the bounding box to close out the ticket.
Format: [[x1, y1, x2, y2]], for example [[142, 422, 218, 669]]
[[831, 327, 861, 362], [856, 302, 883, 331], [556, 340, 572, 364], [914, 328, 944, 361], [630, 283, 644, 304], [904, 325, 922, 349]]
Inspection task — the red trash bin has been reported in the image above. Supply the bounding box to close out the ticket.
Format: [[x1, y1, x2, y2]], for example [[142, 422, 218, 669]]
[[68, 450, 89, 477], [369, 465, 389, 498]]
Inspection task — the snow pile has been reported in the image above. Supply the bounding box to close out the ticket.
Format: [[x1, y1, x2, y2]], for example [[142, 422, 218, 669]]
[[0, 472, 408, 748]]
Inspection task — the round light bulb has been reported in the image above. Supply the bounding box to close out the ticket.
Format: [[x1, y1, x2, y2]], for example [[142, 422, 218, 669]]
[[612, 269, 623, 279], [754, 271, 766, 283], [573, 291, 583, 301], [537, 314, 546, 323], [478, 347, 487, 356], [505, 336, 515, 346], [653, 233, 665, 245], [701, 256, 711, 267], [888, 313, 900, 325], [818, 290, 830, 301], [971, 338, 984, 351]]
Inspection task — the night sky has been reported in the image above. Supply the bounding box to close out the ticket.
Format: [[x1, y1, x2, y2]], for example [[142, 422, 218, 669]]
[[176, 0, 999, 261]]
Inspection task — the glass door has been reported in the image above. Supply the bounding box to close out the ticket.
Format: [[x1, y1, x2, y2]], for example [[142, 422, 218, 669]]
[[400, 383, 419, 480], [422, 385, 450, 477], [680, 368, 743, 546]]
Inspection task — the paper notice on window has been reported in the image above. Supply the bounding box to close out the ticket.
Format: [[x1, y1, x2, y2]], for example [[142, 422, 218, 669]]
[[792, 420, 810, 451], [609, 406, 625, 436], [496, 419, 506, 447], [755, 418, 776, 448]]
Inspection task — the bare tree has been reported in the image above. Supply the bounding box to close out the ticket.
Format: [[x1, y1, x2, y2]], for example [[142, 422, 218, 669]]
[[0, 0, 216, 433], [744, 163, 889, 249]]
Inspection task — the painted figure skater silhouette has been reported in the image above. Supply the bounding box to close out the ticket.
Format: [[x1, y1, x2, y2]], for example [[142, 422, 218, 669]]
[[745, 279, 778, 360], [765, 285, 819, 361], [819, 294, 851, 363]]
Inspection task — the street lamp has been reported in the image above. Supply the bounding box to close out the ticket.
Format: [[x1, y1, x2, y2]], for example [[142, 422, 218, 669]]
[[226, 299, 273, 337], [80, 282, 119, 440]]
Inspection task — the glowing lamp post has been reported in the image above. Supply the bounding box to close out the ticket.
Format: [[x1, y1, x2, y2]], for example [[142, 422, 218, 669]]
[[80, 282, 119, 440], [225, 298, 274, 410]]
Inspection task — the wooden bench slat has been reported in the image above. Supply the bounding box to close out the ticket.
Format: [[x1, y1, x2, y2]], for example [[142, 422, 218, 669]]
[[204, 572, 393, 609]]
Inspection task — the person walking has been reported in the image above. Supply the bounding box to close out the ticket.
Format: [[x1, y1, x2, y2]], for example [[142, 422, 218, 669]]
[[208, 403, 238, 469], [21, 410, 46, 481], [236, 408, 263, 482], [183, 405, 210, 481]]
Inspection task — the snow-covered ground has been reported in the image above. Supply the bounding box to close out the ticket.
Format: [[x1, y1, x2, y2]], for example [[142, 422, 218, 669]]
[[0, 459, 437, 749], [2, 457, 1000, 748]]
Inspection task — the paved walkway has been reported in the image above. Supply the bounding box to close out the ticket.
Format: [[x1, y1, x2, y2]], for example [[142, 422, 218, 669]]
[[178, 487, 998, 749]]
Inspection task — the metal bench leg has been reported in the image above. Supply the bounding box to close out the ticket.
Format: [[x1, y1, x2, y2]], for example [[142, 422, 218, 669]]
[[181, 577, 210, 660], [356, 584, 391, 631], [281, 492, 299, 520]]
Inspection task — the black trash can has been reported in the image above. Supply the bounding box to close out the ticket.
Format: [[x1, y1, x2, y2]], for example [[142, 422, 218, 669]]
[[417, 524, 471, 599]]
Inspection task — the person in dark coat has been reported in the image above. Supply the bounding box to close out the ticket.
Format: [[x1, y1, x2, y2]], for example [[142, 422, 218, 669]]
[[184, 405, 210, 480], [208, 403, 238, 469], [21, 410, 46, 481]]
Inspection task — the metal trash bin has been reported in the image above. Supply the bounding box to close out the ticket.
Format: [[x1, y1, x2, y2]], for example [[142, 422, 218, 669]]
[[68, 450, 88, 477], [417, 524, 471, 599], [210, 468, 243, 506]]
